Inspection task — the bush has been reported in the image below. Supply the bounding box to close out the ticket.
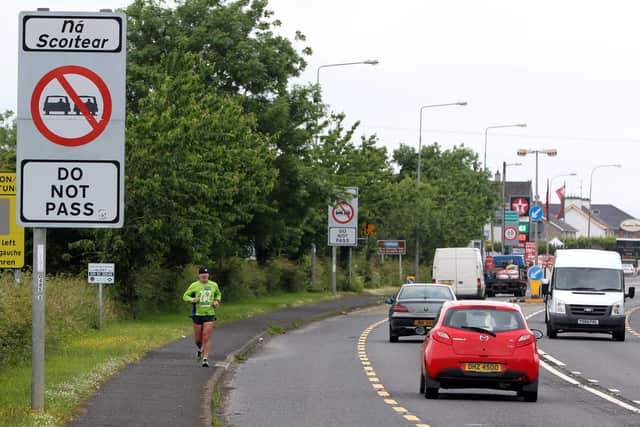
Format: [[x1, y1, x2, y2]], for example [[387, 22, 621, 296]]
[[0, 273, 117, 369]]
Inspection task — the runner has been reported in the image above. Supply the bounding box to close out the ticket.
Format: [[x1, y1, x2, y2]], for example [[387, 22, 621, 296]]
[[183, 267, 222, 367]]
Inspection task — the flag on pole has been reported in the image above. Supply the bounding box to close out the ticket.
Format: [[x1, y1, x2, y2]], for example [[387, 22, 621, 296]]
[[556, 183, 566, 220], [545, 179, 550, 223]]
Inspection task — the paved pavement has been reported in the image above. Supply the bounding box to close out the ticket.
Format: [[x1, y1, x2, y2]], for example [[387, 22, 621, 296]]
[[68, 294, 380, 427]]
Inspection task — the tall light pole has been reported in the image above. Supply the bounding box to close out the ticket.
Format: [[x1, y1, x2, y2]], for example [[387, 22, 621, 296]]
[[587, 164, 622, 239], [517, 148, 558, 266], [315, 59, 379, 294], [484, 124, 527, 170], [501, 161, 522, 254], [415, 101, 468, 280]]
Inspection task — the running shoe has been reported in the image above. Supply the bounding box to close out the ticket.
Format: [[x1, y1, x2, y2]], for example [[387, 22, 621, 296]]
[[196, 350, 202, 363], [202, 358, 209, 367]]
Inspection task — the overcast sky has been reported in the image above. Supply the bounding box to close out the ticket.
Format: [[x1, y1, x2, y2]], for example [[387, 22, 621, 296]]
[[4, 1, 640, 218]]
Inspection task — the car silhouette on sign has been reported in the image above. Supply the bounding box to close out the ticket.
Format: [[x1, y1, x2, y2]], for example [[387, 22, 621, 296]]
[[73, 96, 98, 116], [43, 95, 71, 115]]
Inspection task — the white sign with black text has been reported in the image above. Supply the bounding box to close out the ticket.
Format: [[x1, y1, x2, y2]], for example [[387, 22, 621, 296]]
[[88, 263, 115, 284]]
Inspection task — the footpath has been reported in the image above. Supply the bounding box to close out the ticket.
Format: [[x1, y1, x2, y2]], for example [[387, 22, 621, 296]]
[[68, 294, 380, 427]]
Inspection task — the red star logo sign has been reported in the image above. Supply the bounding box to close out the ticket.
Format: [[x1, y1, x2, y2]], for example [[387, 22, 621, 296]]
[[511, 198, 529, 216]]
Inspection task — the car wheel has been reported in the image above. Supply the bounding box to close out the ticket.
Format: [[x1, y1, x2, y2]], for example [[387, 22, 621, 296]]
[[389, 326, 399, 343], [546, 322, 557, 339], [423, 369, 438, 399], [521, 378, 538, 402], [613, 328, 626, 342], [419, 372, 425, 394]]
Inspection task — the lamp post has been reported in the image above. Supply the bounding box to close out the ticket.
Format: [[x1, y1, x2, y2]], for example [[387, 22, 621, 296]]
[[484, 124, 527, 170], [315, 59, 378, 294], [587, 164, 622, 239], [517, 148, 558, 266], [414, 101, 468, 280], [501, 161, 522, 254]]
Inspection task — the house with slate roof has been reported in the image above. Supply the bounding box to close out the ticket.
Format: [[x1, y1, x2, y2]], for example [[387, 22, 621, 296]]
[[548, 196, 640, 238]]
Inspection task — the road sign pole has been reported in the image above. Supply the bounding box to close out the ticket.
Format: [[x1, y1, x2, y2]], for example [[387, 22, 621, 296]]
[[348, 247, 352, 289], [98, 282, 103, 329], [31, 227, 46, 410], [311, 243, 316, 286], [399, 254, 403, 282], [331, 246, 337, 296]]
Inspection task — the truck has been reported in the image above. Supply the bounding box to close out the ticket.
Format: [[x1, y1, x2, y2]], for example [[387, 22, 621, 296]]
[[484, 254, 527, 297]]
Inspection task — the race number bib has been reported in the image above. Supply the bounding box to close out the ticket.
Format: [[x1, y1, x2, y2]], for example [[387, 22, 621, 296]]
[[199, 289, 213, 307]]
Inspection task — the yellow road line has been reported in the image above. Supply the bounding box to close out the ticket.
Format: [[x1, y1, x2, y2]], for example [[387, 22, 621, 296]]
[[625, 306, 640, 337], [358, 318, 432, 427]]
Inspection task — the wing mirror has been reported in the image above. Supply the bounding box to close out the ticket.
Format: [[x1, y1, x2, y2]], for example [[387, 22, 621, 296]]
[[626, 287, 635, 299], [541, 282, 550, 296], [531, 329, 544, 340], [384, 296, 394, 304]]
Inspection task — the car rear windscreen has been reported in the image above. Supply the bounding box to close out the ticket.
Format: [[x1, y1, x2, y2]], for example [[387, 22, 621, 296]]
[[443, 308, 525, 332], [399, 286, 453, 300]]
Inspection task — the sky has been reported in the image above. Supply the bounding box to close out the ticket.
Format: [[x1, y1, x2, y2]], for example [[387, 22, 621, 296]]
[[4, 1, 640, 218]]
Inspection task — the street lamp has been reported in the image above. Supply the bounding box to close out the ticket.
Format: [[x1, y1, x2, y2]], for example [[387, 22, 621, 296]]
[[316, 59, 379, 86], [501, 162, 522, 254], [484, 124, 527, 170], [517, 148, 557, 266], [314, 59, 379, 295], [587, 164, 622, 239], [415, 101, 468, 280]]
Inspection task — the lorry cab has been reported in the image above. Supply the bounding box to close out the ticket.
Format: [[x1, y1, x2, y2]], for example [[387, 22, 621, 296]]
[[542, 249, 635, 341], [432, 247, 485, 299]]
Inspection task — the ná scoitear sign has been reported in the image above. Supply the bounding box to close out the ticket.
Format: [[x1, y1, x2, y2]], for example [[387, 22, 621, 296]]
[[17, 10, 125, 228]]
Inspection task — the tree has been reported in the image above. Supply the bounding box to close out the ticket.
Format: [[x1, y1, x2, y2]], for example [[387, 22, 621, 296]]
[[0, 111, 16, 171]]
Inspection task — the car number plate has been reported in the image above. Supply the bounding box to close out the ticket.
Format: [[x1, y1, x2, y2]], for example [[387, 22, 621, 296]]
[[577, 319, 599, 325], [414, 319, 433, 326], [463, 363, 502, 373]]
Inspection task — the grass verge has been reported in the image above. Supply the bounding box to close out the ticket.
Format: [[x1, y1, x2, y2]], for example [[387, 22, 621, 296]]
[[0, 290, 341, 427]]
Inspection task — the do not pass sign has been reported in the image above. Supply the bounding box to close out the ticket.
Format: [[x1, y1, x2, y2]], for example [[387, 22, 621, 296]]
[[31, 65, 112, 146], [17, 11, 126, 228]]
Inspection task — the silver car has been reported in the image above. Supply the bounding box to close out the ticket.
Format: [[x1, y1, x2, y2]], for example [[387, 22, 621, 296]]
[[385, 283, 456, 342]]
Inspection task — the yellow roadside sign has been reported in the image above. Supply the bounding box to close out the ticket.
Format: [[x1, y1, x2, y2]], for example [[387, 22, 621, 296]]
[[0, 172, 25, 268]]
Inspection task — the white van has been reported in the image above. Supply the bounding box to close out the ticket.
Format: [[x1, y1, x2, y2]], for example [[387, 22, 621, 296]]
[[432, 247, 485, 299], [543, 249, 635, 341]]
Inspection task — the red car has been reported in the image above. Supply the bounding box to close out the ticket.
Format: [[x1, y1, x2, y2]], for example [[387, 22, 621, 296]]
[[420, 300, 542, 401]]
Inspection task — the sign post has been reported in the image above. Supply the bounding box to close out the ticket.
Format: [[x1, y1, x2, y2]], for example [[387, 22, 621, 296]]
[[328, 187, 358, 295], [378, 240, 407, 283], [17, 9, 126, 410], [88, 263, 115, 328], [503, 210, 520, 251]]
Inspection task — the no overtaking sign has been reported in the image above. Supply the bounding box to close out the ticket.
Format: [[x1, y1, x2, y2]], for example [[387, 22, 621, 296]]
[[17, 11, 126, 228]]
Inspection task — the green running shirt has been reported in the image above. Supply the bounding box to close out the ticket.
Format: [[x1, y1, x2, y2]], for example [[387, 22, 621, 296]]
[[183, 280, 222, 316]]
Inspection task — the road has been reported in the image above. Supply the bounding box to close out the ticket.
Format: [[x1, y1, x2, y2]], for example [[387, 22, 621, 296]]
[[222, 280, 640, 427]]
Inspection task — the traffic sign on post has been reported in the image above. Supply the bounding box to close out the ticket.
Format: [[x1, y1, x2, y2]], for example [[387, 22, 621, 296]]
[[328, 187, 358, 247], [0, 173, 25, 268], [17, 11, 126, 228], [530, 205, 543, 222]]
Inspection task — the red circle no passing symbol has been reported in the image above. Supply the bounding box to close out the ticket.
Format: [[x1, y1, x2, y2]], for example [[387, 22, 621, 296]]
[[332, 201, 354, 224], [30, 65, 112, 147], [504, 226, 518, 240]]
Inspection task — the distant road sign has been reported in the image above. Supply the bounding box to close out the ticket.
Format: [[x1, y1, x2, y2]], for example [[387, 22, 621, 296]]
[[88, 263, 115, 284], [377, 240, 406, 255], [504, 226, 518, 241], [530, 205, 543, 222], [0, 173, 25, 268], [504, 210, 519, 222], [528, 266, 543, 281]]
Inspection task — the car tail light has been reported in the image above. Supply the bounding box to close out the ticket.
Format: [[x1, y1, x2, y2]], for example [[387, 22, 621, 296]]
[[432, 330, 452, 345], [516, 334, 533, 347], [392, 304, 409, 313], [477, 278, 481, 289]]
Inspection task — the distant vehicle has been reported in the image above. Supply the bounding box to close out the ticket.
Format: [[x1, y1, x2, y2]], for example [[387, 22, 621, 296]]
[[543, 249, 635, 341], [43, 95, 71, 115], [432, 248, 485, 299], [622, 263, 636, 276], [385, 284, 456, 342], [420, 300, 542, 401], [615, 238, 640, 266], [73, 96, 98, 116], [484, 255, 527, 297]]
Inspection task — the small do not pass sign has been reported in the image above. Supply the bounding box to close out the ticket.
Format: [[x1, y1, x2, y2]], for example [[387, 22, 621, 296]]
[[331, 202, 355, 225], [504, 226, 518, 241], [31, 65, 112, 147]]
